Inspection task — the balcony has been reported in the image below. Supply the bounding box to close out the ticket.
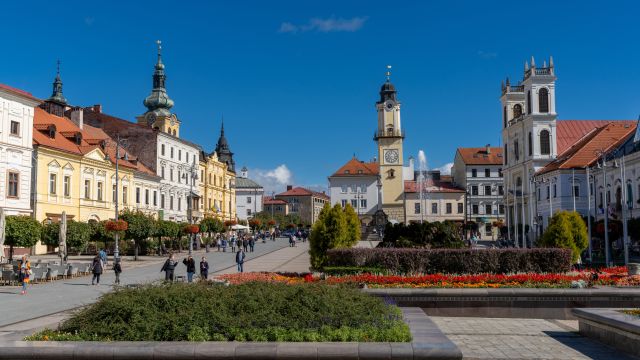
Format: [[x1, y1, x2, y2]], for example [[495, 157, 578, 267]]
[[525, 67, 553, 79], [373, 128, 405, 140]]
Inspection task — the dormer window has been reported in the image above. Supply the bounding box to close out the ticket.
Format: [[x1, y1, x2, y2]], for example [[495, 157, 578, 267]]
[[47, 125, 56, 139], [344, 170, 350, 174], [357, 170, 363, 174], [74, 133, 82, 145]]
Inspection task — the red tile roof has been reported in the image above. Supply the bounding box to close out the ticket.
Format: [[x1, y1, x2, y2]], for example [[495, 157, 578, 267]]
[[330, 157, 379, 177], [538, 122, 637, 175], [263, 196, 288, 205], [277, 187, 330, 200], [556, 120, 635, 154], [0, 83, 39, 101], [456, 147, 503, 165], [404, 179, 465, 193]]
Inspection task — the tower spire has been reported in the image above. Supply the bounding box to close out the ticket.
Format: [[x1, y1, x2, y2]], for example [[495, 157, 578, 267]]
[[143, 40, 174, 116], [48, 59, 67, 105], [156, 40, 162, 65], [385, 65, 392, 82]]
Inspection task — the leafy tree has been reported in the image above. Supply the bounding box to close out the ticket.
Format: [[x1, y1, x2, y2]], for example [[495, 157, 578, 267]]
[[65, 220, 92, 252], [120, 209, 155, 260], [5, 216, 42, 261], [89, 220, 112, 244], [343, 203, 361, 247], [200, 217, 224, 237], [540, 211, 588, 263], [41, 221, 61, 247], [309, 203, 331, 269]]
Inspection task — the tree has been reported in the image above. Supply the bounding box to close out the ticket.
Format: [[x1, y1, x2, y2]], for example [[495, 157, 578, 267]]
[[343, 203, 361, 247], [309, 203, 331, 269], [89, 220, 111, 245], [5, 216, 42, 261], [200, 217, 224, 238], [41, 221, 61, 247], [119, 209, 155, 260], [65, 220, 92, 252], [540, 211, 588, 263]]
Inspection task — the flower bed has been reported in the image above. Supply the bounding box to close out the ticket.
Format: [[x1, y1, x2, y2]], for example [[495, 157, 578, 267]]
[[215, 266, 640, 289]]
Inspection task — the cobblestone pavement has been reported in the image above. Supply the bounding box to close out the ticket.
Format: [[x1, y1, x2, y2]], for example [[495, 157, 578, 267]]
[[431, 316, 637, 360]]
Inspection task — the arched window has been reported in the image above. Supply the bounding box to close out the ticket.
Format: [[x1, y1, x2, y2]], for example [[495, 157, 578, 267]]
[[528, 132, 533, 156], [527, 90, 532, 114], [503, 106, 507, 128], [516, 177, 522, 187], [540, 130, 551, 155], [514, 139, 520, 161], [513, 104, 522, 118], [627, 183, 633, 208], [538, 88, 549, 113]]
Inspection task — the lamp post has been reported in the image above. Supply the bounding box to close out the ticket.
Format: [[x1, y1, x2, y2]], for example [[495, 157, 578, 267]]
[[586, 167, 593, 262], [105, 135, 128, 261], [594, 149, 611, 267], [182, 159, 199, 255], [616, 151, 630, 266]]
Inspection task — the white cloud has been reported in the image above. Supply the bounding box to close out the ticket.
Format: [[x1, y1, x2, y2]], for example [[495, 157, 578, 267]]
[[435, 162, 454, 175], [278, 16, 368, 34], [250, 164, 293, 194]]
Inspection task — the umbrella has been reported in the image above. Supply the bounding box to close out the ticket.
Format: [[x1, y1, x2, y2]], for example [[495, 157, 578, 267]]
[[0, 208, 5, 263], [59, 211, 67, 262]]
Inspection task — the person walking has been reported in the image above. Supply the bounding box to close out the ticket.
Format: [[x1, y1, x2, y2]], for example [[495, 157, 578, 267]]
[[113, 257, 122, 285], [18, 255, 31, 295], [230, 236, 237, 253], [249, 237, 255, 252], [99, 248, 108, 267], [90, 253, 104, 285], [236, 248, 245, 273], [161, 254, 178, 281], [183, 255, 196, 283], [200, 256, 209, 281], [243, 237, 249, 252]]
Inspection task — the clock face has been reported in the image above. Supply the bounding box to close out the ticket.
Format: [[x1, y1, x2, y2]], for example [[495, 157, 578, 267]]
[[384, 100, 395, 112], [384, 149, 399, 164]]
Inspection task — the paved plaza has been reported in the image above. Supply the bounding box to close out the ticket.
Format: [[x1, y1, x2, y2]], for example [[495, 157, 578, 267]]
[[431, 316, 637, 359]]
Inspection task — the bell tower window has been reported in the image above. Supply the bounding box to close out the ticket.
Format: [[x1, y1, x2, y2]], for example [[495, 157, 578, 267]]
[[528, 132, 533, 156], [540, 130, 551, 155], [527, 91, 532, 114], [503, 106, 507, 128], [538, 88, 549, 113], [513, 104, 522, 118]]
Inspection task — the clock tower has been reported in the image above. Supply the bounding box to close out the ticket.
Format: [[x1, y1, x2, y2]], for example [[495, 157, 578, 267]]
[[375, 66, 405, 222], [137, 40, 181, 137]]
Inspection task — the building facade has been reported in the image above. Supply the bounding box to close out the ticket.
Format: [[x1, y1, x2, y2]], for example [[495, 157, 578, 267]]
[[0, 84, 39, 216], [199, 148, 236, 221], [452, 146, 505, 239], [404, 171, 466, 224], [275, 186, 329, 225], [328, 157, 379, 224], [235, 167, 263, 221]]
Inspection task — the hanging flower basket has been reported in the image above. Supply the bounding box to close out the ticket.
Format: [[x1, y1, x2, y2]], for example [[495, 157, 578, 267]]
[[224, 220, 237, 227], [267, 220, 276, 226], [105, 219, 128, 232], [286, 223, 296, 229], [184, 224, 200, 234], [249, 219, 262, 228]]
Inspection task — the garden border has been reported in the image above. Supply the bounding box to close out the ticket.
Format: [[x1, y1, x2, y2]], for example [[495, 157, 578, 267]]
[[365, 288, 640, 320], [573, 308, 640, 357], [0, 307, 462, 360]]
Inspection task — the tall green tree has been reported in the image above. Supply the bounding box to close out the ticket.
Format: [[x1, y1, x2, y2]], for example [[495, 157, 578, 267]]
[[309, 203, 352, 269], [343, 203, 361, 247], [120, 209, 155, 260], [5, 216, 42, 261], [540, 211, 588, 263], [65, 220, 92, 252]]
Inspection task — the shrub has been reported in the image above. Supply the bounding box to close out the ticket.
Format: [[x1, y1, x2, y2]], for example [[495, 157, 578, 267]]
[[382, 221, 464, 248], [30, 282, 410, 342], [540, 211, 588, 263], [5, 215, 41, 261], [325, 248, 572, 274]]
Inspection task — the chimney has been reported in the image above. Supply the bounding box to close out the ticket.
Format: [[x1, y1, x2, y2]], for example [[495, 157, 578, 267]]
[[486, 144, 491, 154], [70, 106, 84, 129], [286, 185, 293, 191], [93, 104, 102, 114]]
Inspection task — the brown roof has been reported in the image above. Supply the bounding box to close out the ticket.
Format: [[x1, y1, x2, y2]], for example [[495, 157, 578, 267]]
[[538, 122, 637, 175], [276, 187, 330, 200], [330, 157, 379, 177], [456, 147, 503, 165], [404, 179, 465, 193], [263, 196, 288, 205], [556, 120, 635, 154], [33, 108, 141, 171], [0, 83, 39, 101]]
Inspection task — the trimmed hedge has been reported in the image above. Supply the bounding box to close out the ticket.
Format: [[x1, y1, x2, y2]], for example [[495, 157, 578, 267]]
[[325, 248, 572, 274]]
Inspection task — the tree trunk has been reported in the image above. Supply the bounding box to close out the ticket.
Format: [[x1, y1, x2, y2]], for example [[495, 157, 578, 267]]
[[134, 242, 139, 261], [9, 245, 14, 262]]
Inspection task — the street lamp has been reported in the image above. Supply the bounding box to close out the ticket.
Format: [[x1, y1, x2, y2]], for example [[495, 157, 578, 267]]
[[105, 135, 128, 261], [182, 159, 199, 255], [594, 149, 611, 267]]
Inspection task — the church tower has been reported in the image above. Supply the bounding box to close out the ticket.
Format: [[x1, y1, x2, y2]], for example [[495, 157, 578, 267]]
[[375, 66, 404, 222], [215, 119, 235, 172], [41, 61, 68, 117], [137, 40, 181, 137]]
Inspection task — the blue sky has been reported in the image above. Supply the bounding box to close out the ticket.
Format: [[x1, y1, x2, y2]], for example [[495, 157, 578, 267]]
[[2, 1, 640, 193]]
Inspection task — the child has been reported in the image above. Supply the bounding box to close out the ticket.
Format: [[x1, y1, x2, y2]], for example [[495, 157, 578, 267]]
[[113, 257, 122, 285]]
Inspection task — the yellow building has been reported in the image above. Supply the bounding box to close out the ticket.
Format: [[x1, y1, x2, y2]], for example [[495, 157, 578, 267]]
[[199, 150, 236, 221], [32, 107, 142, 254]]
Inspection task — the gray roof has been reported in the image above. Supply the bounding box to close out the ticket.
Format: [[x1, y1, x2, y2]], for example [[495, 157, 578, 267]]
[[235, 177, 263, 189]]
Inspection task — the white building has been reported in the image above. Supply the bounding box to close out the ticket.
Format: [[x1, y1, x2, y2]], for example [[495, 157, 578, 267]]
[[452, 146, 505, 239], [328, 157, 380, 224], [235, 166, 263, 220], [0, 84, 39, 216]]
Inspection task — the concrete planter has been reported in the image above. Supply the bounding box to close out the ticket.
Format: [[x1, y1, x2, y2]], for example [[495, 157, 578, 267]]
[[573, 308, 640, 357], [628, 263, 640, 275], [0, 308, 461, 360]]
